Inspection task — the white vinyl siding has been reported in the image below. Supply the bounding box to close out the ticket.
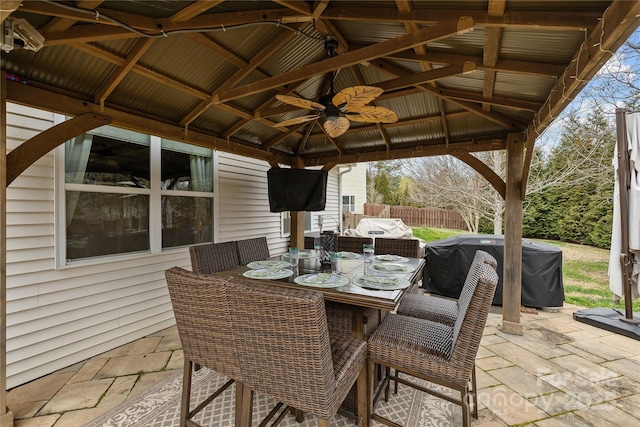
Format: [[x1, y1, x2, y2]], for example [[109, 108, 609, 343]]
[[340, 163, 367, 214], [4, 103, 341, 388]]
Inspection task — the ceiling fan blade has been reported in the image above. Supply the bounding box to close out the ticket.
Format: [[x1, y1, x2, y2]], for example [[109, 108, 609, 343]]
[[323, 116, 350, 138], [345, 106, 398, 123], [275, 95, 325, 111], [274, 115, 320, 127], [333, 86, 384, 109]]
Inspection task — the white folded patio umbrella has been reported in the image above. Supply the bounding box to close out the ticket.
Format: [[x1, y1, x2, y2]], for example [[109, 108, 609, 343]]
[[609, 111, 640, 302]]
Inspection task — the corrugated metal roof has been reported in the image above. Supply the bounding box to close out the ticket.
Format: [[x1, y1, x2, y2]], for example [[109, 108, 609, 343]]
[[2, 0, 638, 165]]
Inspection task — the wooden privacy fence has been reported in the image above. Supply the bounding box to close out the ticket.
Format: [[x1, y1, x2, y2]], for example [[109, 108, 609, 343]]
[[349, 203, 467, 230]]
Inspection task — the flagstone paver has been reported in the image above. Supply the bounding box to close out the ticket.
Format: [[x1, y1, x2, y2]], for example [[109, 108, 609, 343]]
[[485, 341, 564, 377], [487, 366, 557, 397], [609, 393, 640, 418], [550, 354, 620, 382], [601, 356, 640, 382], [98, 375, 138, 407], [7, 315, 640, 427], [94, 351, 172, 379], [52, 406, 115, 427], [475, 355, 513, 371], [38, 378, 114, 415], [529, 391, 589, 415], [573, 402, 640, 425], [479, 384, 549, 425], [14, 414, 59, 427]]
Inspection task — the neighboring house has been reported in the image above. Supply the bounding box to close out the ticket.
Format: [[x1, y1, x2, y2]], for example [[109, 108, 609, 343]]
[[339, 162, 366, 215], [5, 103, 349, 388]]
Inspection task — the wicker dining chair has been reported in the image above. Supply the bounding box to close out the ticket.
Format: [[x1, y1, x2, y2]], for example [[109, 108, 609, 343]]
[[397, 250, 498, 324], [373, 237, 420, 258], [368, 261, 498, 427], [164, 267, 244, 427], [394, 250, 498, 401], [226, 277, 368, 427], [189, 241, 240, 275], [235, 236, 270, 264], [336, 236, 373, 253]]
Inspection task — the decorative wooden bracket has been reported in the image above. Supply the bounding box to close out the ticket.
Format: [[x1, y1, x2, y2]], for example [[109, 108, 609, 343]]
[[6, 113, 111, 186]]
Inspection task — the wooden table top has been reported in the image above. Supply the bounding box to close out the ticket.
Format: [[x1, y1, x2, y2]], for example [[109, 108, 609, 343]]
[[216, 253, 425, 311]]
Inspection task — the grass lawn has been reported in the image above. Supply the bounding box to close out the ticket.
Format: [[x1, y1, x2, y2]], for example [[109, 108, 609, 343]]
[[412, 227, 640, 312]]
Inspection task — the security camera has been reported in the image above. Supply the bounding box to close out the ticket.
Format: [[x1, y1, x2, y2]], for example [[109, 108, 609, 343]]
[[1, 18, 44, 53]]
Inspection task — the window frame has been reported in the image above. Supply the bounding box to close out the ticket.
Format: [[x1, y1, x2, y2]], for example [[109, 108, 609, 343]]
[[54, 116, 216, 267]]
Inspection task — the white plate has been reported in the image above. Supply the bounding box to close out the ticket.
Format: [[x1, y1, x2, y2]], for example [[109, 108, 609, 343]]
[[294, 273, 350, 288], [340, 251, 362, 259], [242, 269, 294, 280], [370, 263, 415, 274], [282, 251, 314, 259], [373, 254, 409, 263], [246, 260, 290, 270], [352, 275, 411, 290]]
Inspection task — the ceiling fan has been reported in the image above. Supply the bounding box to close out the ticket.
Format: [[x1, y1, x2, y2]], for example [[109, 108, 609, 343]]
[[273, 37, 398, 138]]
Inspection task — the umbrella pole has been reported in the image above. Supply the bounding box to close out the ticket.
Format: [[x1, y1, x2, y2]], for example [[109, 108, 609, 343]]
[[615, 108, 639, 324]]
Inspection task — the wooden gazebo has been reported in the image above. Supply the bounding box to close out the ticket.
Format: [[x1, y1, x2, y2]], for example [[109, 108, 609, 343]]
[[1, 1, 640, 425]]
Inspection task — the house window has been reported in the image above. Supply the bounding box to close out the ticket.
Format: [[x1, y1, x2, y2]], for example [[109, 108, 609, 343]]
[[60, 125, 214, 263], [342, 195, 356, 212], [281, 211, 312, 235]]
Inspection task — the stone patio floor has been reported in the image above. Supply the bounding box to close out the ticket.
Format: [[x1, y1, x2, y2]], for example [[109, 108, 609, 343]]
[[7, 303, 640, 427]]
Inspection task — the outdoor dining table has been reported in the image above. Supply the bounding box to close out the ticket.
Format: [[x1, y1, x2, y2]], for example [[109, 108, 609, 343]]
[[214, 252, 425, 425], [217, 252, 425, 339]]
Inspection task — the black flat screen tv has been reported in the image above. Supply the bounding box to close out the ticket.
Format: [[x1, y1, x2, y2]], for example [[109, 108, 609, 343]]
[[267, 168, 328, 212]]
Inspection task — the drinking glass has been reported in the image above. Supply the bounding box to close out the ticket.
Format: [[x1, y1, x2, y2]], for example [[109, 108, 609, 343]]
[[330, 251, 342, 275], [363, 244, 374, 264], [314, 237, 322, 258], [289, 247, 299, 268]]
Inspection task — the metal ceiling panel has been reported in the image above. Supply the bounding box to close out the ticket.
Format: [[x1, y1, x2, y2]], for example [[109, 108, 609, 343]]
[[141, 35, 238, 93], [500, 29, 586, 63]]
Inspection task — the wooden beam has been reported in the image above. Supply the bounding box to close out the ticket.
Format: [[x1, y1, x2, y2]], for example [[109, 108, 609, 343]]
[[72, 43, 210, 101], [376, 63, 476, 92], [452, 151, 506, 199], [305, 138, 505, 166], [95, 38, 155, 108], [182, 27, 299, 127], [216, 17, 475, 103], [41, 1, 105, 32], [264, 122, 306, 150], [6, 113, 112, 185], [0, 69, 11, 425], [320, 7, 599, 30], [385, 51, 566, 77], [272, 0, 312, 15], [502, 132, 524, 335], [437, 89, 543, 112], [168, 1, 224, 22], [5, 81, 290, 165], [366, 58, 525, 130], [0, 0, 20, 23]]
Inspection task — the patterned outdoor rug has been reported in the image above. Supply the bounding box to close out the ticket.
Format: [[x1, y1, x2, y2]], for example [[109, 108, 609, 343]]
[[86, 368, 461, 426]]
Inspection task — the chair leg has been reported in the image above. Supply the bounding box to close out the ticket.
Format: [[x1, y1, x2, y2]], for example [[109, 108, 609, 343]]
[[461, 385, 471, 427], [471, 364, 478, 419], [356, 363, 368, 427], [367, 358, 376, 427], [384, 366, 390, 402], [318, 418, 331, 427], [180, 361, 193, 427], [237, 384, 253, 427]]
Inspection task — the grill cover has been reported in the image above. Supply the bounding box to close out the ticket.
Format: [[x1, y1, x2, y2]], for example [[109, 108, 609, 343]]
[[423, 234, 564, 308]]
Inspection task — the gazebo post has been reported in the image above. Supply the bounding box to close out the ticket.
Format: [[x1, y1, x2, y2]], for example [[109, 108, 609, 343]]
[[502, 132, 524, 335], [1, 71, 15, 426], [289, 158, 305, 250]]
